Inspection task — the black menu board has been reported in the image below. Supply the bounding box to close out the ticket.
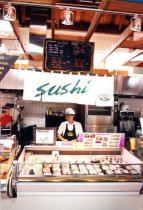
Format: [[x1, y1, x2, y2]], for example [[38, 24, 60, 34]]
[[43, 39, 94, 72]]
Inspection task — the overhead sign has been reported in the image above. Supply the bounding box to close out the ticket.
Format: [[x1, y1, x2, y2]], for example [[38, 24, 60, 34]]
[[23, 71, 114, 106], [43, 39, 94, 72], [0, 55, 18, 81]]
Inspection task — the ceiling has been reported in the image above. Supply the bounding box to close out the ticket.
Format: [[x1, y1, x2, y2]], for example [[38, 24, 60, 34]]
[[1, 0, 143, 75], [11, 4, 130, 34]]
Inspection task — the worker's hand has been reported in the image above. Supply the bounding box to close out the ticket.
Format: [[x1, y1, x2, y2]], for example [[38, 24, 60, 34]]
[[62, 139, 69, 142], [71, 139, 77, 142]]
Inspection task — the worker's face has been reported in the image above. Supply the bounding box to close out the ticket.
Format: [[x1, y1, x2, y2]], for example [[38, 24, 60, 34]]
[[65, 114, 74, 123]]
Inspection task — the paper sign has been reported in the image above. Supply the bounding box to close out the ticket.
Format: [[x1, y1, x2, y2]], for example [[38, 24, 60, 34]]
[[34, 128, 56, 145], [82, 133, 125, 148], [23, 71, 114, 106]]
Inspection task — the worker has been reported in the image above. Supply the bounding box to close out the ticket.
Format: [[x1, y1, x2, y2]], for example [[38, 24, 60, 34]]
[[57, 108, 83, 142]]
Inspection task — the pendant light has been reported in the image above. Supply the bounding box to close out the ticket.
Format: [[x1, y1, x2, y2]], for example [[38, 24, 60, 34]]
[[130, 14, 141, 32], [62, 8, 74, 25], [3, 2, 16, 21]]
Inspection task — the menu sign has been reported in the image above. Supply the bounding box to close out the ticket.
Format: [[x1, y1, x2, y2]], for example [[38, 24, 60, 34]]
[[0, 55, 18, 81], [82, 133, 125, 148], [43, 39, 94, 72]]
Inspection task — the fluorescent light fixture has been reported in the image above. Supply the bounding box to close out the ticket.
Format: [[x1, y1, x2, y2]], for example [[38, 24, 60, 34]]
[[3, 2, 16, 21], [62, 8, 74, 25]]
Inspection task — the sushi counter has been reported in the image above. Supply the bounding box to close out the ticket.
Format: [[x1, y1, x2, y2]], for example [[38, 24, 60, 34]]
[[1, 131, 143, 210]]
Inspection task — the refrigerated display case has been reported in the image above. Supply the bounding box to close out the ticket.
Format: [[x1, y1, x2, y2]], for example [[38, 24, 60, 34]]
[[1, 132, 143, 210]]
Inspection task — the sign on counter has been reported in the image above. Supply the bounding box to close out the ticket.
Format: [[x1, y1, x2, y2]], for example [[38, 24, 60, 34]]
[[23, 71, 114, 106], [80, 133, 125, 149], [34, 127, 56, 145]]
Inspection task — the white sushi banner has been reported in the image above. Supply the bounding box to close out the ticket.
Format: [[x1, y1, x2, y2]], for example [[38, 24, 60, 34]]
[[23, 71, 114, 106]]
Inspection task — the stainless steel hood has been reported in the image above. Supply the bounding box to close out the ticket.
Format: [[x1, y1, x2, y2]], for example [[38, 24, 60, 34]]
[[114, 76, 143, 96]]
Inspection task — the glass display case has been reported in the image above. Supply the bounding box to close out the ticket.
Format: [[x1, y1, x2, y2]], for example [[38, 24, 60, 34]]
[[2, 132, 143, 210], [16, 146, 142, 183]]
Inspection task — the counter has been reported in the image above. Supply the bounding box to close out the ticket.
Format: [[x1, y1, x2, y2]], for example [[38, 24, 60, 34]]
[[1, 133, 143, 210]]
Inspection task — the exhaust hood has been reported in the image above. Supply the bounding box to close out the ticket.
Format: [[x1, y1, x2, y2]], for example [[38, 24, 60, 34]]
[[114, 76, 143, 96]]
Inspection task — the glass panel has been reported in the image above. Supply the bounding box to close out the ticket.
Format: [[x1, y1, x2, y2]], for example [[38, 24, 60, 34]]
[[16, 153, 142, 182]]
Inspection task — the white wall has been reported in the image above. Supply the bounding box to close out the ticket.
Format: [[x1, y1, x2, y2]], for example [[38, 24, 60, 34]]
[[0, 92, 77, 127]]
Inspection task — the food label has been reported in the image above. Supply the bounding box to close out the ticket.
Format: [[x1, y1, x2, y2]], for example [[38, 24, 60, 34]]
[[82, 133, 125, 148]]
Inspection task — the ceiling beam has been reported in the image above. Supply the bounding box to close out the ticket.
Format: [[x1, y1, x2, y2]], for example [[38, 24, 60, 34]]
[[10, 20, 29, 58], [108, 0, 143, 14], [55, 1, 100, 9], [18, 54, 43, 60], [135, 62, 143, 67], [118, 15, 125, 31], [92, 68, 129, 76], [96, 24, 133, 67], [21, 6, 26, 24], [51, 0, 56, 39], [54, 34, 84, 42], [10, 0, 53, 4], [84, 0, 110, 42], [0, 34, 17, 40], [120, 40, 143, 49], [122, 49, 143, 66], [124, 61, 143, 67]]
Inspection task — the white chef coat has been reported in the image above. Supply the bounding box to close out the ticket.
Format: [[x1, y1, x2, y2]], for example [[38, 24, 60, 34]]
[[57, 121, 83, 137]]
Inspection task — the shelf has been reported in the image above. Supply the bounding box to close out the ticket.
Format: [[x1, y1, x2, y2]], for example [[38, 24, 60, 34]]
[[45, 115, 65, 127], [46, 115, 64, 118]]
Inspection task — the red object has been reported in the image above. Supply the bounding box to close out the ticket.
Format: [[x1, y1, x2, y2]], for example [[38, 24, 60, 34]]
[[0, 113, 12, 126]]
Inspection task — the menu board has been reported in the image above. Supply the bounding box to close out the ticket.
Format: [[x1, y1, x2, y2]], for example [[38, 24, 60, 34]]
[[81, 133, 125, 149], [43, 39, 94, 72]]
